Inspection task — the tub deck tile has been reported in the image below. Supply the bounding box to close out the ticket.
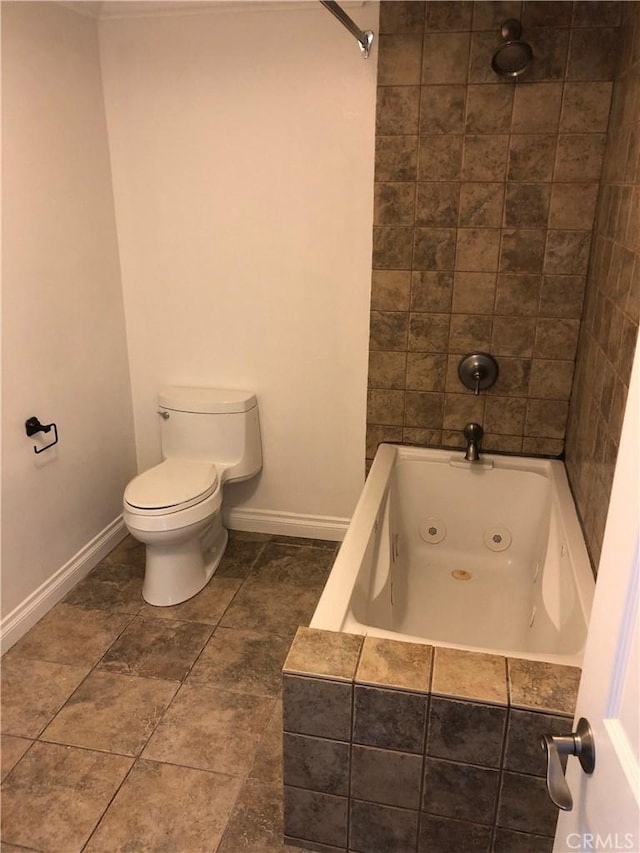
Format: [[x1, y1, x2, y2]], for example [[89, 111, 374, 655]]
[[431, 647, 508, 706], [283, 627, 363, 682], [355, 636, 433, 693], [507, 659, 581, 715]]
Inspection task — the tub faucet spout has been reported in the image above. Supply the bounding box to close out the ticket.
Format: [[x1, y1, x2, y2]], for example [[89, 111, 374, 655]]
[[463, 423, 483, 462]]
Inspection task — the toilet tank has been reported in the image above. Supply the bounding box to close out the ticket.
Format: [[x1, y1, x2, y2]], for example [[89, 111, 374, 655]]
[[157, 386, 262, 482]]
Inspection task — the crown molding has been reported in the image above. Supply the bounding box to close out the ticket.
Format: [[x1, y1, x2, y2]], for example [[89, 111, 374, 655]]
[[57, 0, 366, 22]]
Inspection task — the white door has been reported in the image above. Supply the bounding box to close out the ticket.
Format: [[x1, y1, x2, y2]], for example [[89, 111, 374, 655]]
[[554, 337, 640, 853]]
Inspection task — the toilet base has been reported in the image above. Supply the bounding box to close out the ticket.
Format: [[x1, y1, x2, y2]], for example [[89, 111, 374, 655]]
[[141, 514, 228, 607]]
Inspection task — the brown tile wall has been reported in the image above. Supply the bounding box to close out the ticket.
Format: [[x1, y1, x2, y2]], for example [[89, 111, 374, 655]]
[[565, 2, 640, 572], [367, 0, 621, 462]]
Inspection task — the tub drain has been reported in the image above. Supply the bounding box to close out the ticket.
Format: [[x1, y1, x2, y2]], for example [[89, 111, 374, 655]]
[[420, 517, 446, 544], [452, 570, 472, 581]]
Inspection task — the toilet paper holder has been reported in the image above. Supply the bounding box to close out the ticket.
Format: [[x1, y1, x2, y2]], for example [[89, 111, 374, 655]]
[[25, 416, 59, 454]]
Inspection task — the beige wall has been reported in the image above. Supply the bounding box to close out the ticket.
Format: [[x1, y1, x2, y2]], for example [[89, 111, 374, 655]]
[[565, 2, 640, 572], [366, 0, 620, 461], [1, 3, 136, 619], [98, 2, 378, 526]]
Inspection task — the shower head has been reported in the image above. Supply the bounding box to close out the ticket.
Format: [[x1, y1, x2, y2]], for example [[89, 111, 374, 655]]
[[491, 19, 533, 78]]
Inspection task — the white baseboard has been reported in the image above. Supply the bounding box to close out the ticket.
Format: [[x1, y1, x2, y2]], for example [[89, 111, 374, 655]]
[[0, 516, 128, 654], [224, 507, 349, 542]]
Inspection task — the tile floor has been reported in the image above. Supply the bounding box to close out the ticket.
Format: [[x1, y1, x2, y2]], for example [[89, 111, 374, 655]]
[[1, 531, 339, 852]]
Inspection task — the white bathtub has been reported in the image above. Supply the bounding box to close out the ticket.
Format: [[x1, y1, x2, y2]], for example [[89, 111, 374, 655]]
[[311, 444, 595, 667]]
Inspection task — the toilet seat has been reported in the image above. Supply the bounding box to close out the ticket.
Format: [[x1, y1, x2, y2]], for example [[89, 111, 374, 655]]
[[124, 458, 218, 515], [123, 456, 223, 534]]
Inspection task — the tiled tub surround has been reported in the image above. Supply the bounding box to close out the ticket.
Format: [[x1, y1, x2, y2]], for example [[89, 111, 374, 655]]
[[283, 627, 581, 853], [564, 0, 640, 570], [367, 0, 621, 462], [0, 532, 338, 852]]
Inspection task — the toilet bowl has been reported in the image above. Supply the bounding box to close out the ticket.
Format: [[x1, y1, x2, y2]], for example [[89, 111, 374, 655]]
[[122, 387, 262, 606]]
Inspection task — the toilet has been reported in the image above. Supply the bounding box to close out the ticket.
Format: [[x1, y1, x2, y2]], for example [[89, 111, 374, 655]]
[[122, 386, 262, 606]]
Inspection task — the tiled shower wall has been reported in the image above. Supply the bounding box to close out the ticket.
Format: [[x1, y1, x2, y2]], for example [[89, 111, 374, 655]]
[[565, 2, 640, 571], [367, 0, 621, 462]]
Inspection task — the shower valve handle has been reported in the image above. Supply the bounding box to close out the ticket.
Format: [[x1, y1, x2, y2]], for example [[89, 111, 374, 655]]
[[541, 717, 595, 811], [458, 353, 499, 396]]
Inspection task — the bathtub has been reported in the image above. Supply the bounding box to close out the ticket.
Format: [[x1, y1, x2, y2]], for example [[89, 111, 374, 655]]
[[311, 444, 595, 667]]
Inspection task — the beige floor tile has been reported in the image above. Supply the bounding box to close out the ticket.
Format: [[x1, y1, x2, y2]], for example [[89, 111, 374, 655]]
[[219, 579, 321, 638], [271, 536, 339, 551], [187, 627, 291, 697], [250, 700, 284, 784], [1, 537, 333, 853], [0, 657, 91, 738], [84, 759, 241, 852], [216, 537, 269, 578], [249, 543, 334, 585], [218, 777, 296, 853], [99, 534, 145, 572], [229, 530, 272, 542], [42, 671, 179, 756], [140, 576, 242, 625], [64, 562, 145, 615], [97, 616, 212, 681], [142, 683, 274, 775], [9, 604, 131, 667], [0, 735, 33, 781], [0, 742, 131, 852]]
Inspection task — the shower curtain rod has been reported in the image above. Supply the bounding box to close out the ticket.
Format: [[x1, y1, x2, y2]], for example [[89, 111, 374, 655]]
[[320, 1, 374, 58]]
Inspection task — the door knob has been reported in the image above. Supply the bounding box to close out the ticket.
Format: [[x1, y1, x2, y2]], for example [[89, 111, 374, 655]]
[[541, 717, 596, 811]]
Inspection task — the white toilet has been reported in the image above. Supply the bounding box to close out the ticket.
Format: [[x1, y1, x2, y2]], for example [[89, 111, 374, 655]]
[[122, 386, 262, 606]]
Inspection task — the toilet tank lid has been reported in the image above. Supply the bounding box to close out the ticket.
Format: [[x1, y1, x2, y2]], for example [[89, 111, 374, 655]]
[[158, 386, 257, 414]]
